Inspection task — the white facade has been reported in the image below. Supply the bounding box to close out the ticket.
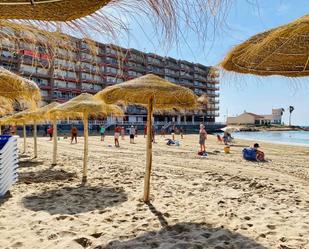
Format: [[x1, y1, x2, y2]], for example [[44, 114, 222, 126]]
[[227, 109, 283, 125]]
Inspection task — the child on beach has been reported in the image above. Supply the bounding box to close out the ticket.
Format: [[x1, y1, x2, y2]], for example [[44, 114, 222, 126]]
[[199, 124, 207, 152], [121, 126, 125, 140], [129, 125, 135, 144], [100, 125, 105, 141], [47, 126, 53, 141], [71, 126, 78, 144], [114, 125, 121, 147]]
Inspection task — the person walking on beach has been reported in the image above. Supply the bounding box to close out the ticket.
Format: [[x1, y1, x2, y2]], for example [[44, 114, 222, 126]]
[[144, 125, 147, 138], [135, 126, 138, 137], [100, 125, 105, 141], [71, 126, 78, 144], [120, 126, 125, 140], [129, 125, 135, 144], [179, 127, 184, 139], [199, 123, 207, 152], [47, 125, 53, 141], [114, 125, 121, 147]]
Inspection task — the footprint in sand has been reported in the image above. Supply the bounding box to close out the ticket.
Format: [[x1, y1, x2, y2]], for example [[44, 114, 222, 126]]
[[267, 224, 276, 230], [74, 237, 92, 248]]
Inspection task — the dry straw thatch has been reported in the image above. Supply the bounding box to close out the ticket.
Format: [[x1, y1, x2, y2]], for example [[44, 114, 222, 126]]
[[96, 74, 197, 202], [49, 93, 123, 183], [96, 74, 197, 110], [0, 67, 41, 105], [0, 0, 230, 51], [0, 0, 112, 21], [221, 14, 309, 77], [49, 93, 123, 118], [0, 97, 13, 116]]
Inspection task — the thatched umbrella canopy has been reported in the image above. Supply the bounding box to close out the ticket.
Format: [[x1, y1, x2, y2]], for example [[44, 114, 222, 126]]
[[96, 74, 197, 202], [11, 103, 59, 157], [0, 110, 29, 153], [0, 97, 13, 115], [0, 1, 229, 64], [0, 0, 112, 21], [221, 14, 309, 77], [0, 67, 41, 106], [49, 93, 123, 183], [197, 94, 209, 106]]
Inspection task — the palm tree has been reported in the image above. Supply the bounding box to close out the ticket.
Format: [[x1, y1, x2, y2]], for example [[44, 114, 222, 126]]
[[289, 106, 295, 126]]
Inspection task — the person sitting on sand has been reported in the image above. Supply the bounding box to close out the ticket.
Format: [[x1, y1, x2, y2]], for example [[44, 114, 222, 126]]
[[243, 143, 265, 161], [71, 126, 78, 144], [253, 143, 265, 161]]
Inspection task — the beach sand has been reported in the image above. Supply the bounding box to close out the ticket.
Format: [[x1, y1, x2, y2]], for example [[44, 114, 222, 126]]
[[0, 134, 308, 249]]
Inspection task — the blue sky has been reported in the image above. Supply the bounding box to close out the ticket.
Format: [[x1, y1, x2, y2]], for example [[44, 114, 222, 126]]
[[99, 0, 309, 125]]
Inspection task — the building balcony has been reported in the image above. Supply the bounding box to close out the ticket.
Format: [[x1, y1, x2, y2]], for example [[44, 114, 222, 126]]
[[127, 55, 145, 64], [39, 85, 52, 90], [126, 64, 146, 73], [0, 55, 19, 63], [165, 71, 179, 78], [165, 63, 180, 70], [207, 79, 219, 84], [54, 87, 81, 93], [54, 54, 78, 62], [53, 75, 79, 82], [20, 71, 51, 79], [80, 78, 102, 84], [80, 57, 99, 64], [81, 88, 98, 94], [147, 68, 165, 76], [180, 74, 194, 80], [207, 92, 219, 97]]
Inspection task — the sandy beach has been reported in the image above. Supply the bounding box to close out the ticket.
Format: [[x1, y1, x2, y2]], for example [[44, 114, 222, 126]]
[[0, 134, 309, 249]]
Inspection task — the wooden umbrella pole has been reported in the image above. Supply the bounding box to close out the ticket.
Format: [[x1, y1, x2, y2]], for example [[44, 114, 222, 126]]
[[52, 118, 57, 165], [0, 125, 2, 135], [23, 123, 27, 153], [143, 96, 154, 202], [82, 112, 89, 184], [33, 120, 37, 158]]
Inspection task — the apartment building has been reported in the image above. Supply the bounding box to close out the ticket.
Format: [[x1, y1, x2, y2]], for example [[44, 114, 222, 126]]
[[0, 28, 219, 125]]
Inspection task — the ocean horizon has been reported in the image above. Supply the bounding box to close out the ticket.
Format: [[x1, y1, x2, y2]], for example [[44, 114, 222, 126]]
[[233, 130, 309, 147]]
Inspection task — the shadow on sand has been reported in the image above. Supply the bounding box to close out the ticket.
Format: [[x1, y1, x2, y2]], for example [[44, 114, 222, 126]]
[[18, 169, 77, 184], [0, 191, 12, 207], [18, 160, 44, 168], [23, 186, 127, 215], [103, 222, 268, 249]]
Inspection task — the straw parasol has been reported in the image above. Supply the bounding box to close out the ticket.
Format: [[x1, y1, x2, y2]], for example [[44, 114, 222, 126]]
[[0, 0, 112, 21], [0, 97, 13, 116], [221, 14, 309, 77], [0, 110, 29, 153], [197, 94, 209, 106], [0, 1, 229, 61], [12, 103, 60, 157], [96, 74, 197, 202], [49, 93, 123, 183], [0, 67, 41, 106]]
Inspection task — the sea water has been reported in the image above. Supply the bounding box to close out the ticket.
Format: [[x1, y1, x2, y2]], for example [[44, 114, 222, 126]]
[[232, 131, 309, 147]]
